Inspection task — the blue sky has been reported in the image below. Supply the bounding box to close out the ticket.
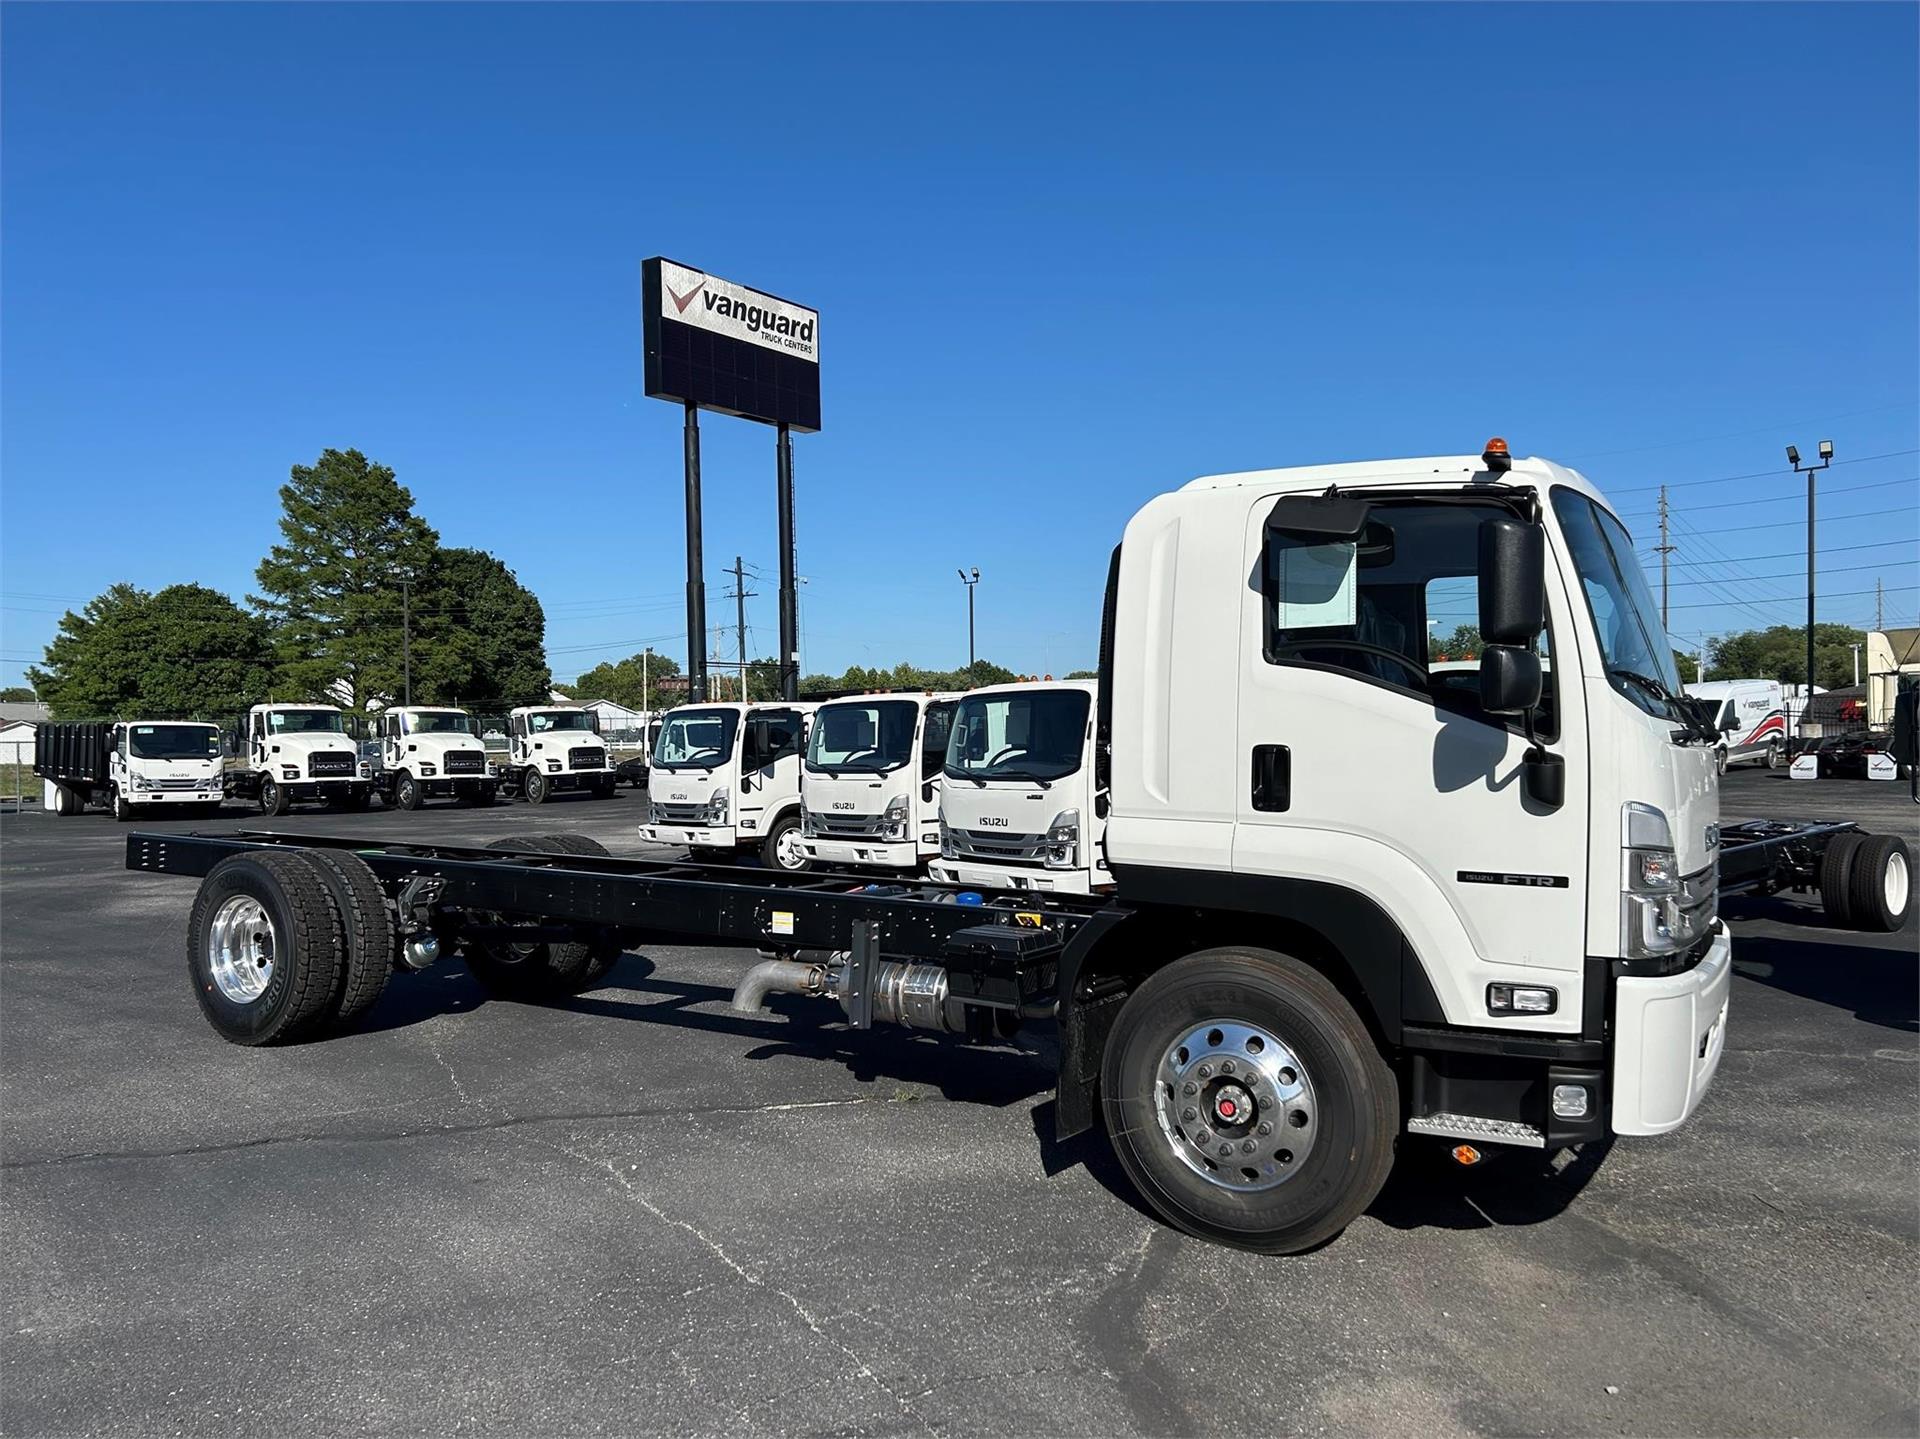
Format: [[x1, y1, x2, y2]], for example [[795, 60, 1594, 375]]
[[4, 2, 1915, 691]]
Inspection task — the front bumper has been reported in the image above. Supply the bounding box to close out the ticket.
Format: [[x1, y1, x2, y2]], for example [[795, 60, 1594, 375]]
[[1611, 920, 1732, 1136], [545, 769, 611, 791], [422, 776, 496, 796], [927, 858, 1098, 894], [801, 837, 919, 870], [129, 789, 223, 804], [639, 823, 736, 851]]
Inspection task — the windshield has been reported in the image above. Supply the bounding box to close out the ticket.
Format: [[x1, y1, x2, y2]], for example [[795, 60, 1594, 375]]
[[267, 709, 343, 735], [807, 700, 918, 774], [127, 725, 220, 761], [946, 689, 1092, 782], [1552, 488, 1685, 717], [407, 711, 475, 735], [652, 708, 738, 769], [527, 710, 597, 734]]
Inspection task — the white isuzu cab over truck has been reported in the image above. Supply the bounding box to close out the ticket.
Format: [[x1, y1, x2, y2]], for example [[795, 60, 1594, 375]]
[[798, 692, 957, 873], [231, 704, 371, 815], [369, 706, 498, 810], [140, 441, 1908, 1253], [36, 721, 224, 819], [931, 679, 1112, 895], [639, 701, 816, 868], [503, 704, 615, 803]]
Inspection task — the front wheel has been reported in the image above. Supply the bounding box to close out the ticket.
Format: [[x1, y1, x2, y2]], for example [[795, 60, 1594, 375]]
[[761, 814, 809, 872], [1714, 746, 1729, 776], [260, 778, 290, 817], [1765, 738, 1786, 771], [111, 786, 132, 822], [394, 773, 422, 812], [1101, 947, 1398, 1254], [523, 769, 550, 805]]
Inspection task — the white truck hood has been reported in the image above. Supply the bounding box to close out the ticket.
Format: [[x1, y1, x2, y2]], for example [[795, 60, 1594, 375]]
[[804, 768, 907, 816], [652, 766, 725, 802], [940, 777, 1069, 835], [266, 733, 357, 759]]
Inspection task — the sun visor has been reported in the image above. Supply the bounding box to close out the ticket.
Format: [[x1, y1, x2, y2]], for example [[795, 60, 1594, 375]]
[[1265, 492, 1372, 540]]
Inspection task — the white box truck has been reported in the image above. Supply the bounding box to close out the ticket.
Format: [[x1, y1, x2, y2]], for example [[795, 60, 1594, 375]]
[[35, 721, 224, 819], [1685, 678, 1788, 773], [503, 704, 616, 803], [930, 679, 1112, 894], [639, 701, 815, 869], [368, 705, 499, 810], [230, 704, 371, 815], [798, 692, 958, 873]]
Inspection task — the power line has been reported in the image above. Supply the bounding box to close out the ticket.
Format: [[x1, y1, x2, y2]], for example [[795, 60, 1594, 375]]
[[1562, 402, 1919, 462], [1606, 448, 1918, 496], [1617, 474, 1916, 519]]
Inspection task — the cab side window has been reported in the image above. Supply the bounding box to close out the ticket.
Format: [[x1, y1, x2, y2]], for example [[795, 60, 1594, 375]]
[[921, 703, 956, 780], [1263, 500, 1556, 738]]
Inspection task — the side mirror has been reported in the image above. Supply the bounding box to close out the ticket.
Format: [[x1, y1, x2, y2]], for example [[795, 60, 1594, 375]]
[[1480, 645, 1543, 715], [1478, 518, 1546, 645], [1721, 718, 1739, 735], [922, 780, 935, 804]]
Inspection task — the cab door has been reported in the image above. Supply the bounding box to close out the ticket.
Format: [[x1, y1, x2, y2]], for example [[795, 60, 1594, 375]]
[[740, 709, 804, 827], [1231, 492, 1592, 1029], [916, 701, 958, 852]]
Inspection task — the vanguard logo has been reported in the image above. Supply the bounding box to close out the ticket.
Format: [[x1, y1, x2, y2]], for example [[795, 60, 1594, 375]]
[[702, 290, 814, 344]]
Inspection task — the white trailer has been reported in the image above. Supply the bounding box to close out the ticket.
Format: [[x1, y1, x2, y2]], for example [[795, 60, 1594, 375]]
[[639, 701, 815, 869], [229, 704, 370, 815], [798, 692, 958, 874], [35, 721, 224, 819], [368, 706, 499, 810], [503, 704, 616, 803], [930, 680, 1111, 894]]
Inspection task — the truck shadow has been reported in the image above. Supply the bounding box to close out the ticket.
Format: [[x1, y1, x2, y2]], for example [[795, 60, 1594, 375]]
[[1718, 901, 1919, 1033], [359, 950, 1056, 1109]]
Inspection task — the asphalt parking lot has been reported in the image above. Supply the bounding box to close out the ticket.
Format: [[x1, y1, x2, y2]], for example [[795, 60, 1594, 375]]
[[2, 773, 1915, 1437]]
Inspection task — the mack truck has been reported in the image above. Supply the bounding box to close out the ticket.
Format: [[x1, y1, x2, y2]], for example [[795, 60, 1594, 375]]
[[133, 441, 1913, 1255], [502, 704, 616, 804], [368, 706, 498, 810], [798, 692, 957, 873], [35, 720, 224, 819], [639, 701, 816, 869], [229, 704, 371, 814], [931, 679, 1112, 894]]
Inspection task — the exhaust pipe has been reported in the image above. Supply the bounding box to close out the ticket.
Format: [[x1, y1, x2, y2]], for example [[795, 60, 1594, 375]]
[[730, 958, 826, 1013], [729, 952, 965, 1033]]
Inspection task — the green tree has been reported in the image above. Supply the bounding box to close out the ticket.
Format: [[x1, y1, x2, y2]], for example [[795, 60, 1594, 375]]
[[1709, 624, 1866, 690], [414, 548, 552, 708], [1671, 649, 1700, 686], [252, 448, 438, 713], [1063, 669, 1099, 681], [29, 583, 275, 720], [1427, 624, 1483, 660], [0, 686, 35, 703], [570, 651, 683, 712]]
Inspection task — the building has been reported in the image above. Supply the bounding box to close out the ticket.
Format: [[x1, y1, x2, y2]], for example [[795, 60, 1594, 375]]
[[0, 703, 50, 767]]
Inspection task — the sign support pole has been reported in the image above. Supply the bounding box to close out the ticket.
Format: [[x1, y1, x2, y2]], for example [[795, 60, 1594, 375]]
[[683, 401, 707, 703], [777, 423, 799, 701]]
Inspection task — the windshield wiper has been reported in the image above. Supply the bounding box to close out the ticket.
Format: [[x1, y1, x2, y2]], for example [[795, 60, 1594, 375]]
[[1611, 668, 1715, 743]]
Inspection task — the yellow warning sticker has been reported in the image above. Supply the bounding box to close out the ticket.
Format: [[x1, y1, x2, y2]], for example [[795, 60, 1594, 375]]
[[1014, 911, 1044, 928], [770, 911, 795, 936]]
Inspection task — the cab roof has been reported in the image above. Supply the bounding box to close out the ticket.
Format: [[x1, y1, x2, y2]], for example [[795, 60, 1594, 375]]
[[959, 678, 1098, 699], [1180, 453, 1609, 512]]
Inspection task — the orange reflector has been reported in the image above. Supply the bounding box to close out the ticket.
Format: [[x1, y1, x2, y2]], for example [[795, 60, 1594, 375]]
[[1451, 1144, 1483, 1166]]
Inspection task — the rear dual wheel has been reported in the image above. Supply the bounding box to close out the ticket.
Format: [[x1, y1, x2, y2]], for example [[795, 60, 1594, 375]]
[[462, 834, 623, 997], [1818, 832, 1913, 932], [1101, 947, 1397, 1254]]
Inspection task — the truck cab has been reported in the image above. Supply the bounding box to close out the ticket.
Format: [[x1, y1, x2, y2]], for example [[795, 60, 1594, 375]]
[[930, 680, 1109, 894], [505, 705, 615, 804], [372, 705, 498, 810], [639, 701, 815, 869], [798, 693, 958, 873], [233, 703, 369, 815]]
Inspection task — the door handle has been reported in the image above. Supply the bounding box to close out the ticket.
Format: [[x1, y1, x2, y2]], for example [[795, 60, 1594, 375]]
[[1251, 745, 1290, 812]]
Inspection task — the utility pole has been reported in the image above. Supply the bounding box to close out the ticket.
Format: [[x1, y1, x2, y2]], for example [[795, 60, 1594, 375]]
[[958, 567, 980, 668], [1876, 578, 1885, 633], [1788, 440, 1834, 732], [642, 646, 649, 716], [1654, 485, 1675, 629], [401, 580, 412, 707], [728, 556, 756, 701]]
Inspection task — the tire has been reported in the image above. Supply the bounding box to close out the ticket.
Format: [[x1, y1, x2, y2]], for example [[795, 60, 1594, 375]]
[[537, 834, 623, 985], [462, 835, 605, 998], [1765, 738, 1786, 771], [523, 769, 550, 805], [186, 851, 345, 1045], [1100, 947, 1398, 1254], [1713, 746, 1729, 776], [111, 786, 132, 822], [1845, 834, 1913, 932], [260, 777, 290, 817], [592, 778, 617, 800], [293, 849, 394, 1029], [760, 813, 810, 872], [394, 772, 422, 812], [1817, 832, 1865, 928]]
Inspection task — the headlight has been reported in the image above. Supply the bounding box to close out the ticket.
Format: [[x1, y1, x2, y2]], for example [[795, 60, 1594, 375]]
[[939, 817, 956, 859], [132, 775, 156, 791], [1045, 808, 1081, 870], [884, 794, 909, 841], [419, 763, 437, 777], [802, 807, 818, 838], [547, 760, 562, 772], [646, 801, 661, 825], [1621, 802, 1681, 958], [282, 765, 299, 779], [705, 786, 730, 823], [358, 761, 372, 778]]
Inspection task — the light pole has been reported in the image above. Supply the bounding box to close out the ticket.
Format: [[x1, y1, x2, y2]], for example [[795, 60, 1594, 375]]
[[1788, 440, 1834, 733], [958, 567, 980, 667]]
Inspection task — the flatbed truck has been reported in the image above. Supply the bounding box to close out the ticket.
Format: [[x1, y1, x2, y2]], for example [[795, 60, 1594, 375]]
[[131, 442, 1913, 1253], [35, 720, 224, 819]]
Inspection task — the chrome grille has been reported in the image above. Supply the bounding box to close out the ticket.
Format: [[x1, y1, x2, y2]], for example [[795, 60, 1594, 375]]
[[443, 751, 485, 774], [308, 753, 352, 777], [652, 802, 708, 825], [948, 827, 1048, 863], [155, 776, 213, 791], [813, 812, 888, 838], [568, 746, 605, 771]]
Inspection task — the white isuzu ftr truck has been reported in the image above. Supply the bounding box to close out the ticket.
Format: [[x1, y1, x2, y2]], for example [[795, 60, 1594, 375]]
[[639, 701, 816, 868], [230, 704, 371, 815], [136, 441, 1911, 1254], [35, 721, 225, 819], [931, 679, 1112, 895], [798, 692, 958, 873], [368, 706, 499, 810], [502, 704, 616, 804]]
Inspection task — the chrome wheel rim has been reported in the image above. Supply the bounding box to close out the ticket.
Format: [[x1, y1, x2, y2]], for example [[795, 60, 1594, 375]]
[[775, 828, 806, 869], [208, 895, 275, 1003], [1153, 1020, 1317, 1191], [1886, 851, 1910, 918]]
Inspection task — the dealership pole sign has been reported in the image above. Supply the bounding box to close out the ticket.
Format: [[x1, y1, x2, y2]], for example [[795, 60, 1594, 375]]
[[642, 258, 818, 704]]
